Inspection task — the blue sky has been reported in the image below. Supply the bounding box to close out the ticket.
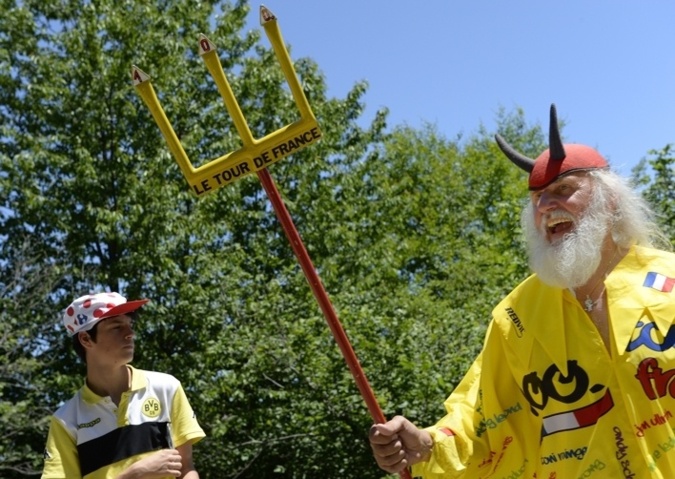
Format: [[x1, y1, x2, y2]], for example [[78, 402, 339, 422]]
[[243, 1, 675, 177]]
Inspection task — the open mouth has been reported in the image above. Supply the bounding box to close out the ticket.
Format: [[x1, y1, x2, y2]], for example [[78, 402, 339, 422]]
[[547, 217, 574, 236]]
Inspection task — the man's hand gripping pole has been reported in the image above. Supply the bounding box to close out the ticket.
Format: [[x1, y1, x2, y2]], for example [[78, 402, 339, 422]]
[[132, 6, 413, 478]]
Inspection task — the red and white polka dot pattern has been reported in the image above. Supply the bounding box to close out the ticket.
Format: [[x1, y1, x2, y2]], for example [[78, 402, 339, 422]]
[[63, 292, 148, 336]]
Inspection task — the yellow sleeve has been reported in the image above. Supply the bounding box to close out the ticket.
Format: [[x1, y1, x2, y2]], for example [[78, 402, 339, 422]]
[[411, 351, 484, 479], [170, 383, 206, 447], [41, 415, 81, 479], [412, 321, 531, 479]]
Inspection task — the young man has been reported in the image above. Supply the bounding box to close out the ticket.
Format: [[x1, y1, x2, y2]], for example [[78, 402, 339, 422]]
[[369, 105, 675, 478], [42, 292, 206, 479]]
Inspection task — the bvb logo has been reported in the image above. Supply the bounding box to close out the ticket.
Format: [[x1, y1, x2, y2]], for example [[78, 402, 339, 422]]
[[142, 398, 161, 418]]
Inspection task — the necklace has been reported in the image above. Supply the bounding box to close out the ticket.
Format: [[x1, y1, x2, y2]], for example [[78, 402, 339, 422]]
[[582, 248, 620, 312], [583, 289, 604, 312]]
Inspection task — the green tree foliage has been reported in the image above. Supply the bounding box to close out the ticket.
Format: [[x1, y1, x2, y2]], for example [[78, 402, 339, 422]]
[[632, 145, 675, 245], [0, 0, 393, 476], [0, 235, 64, 476], [2, 1, 671, 478]]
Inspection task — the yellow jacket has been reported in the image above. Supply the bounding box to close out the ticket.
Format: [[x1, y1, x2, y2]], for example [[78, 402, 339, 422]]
[[413, 245, 675, 478]]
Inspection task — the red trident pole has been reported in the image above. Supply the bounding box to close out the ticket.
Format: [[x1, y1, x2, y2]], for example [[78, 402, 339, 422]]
[[132, 6, 412, 479], [256, 167, 386, 423]]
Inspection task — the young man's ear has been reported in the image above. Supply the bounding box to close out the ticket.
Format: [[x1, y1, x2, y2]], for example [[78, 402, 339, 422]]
[[78, 331, 93, 348]]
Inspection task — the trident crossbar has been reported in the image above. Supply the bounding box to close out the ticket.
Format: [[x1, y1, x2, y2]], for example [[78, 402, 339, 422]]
[[132, 6, 410, 478]]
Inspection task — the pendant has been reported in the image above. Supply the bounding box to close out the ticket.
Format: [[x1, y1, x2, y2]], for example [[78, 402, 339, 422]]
[[584, 296, 594, 312]]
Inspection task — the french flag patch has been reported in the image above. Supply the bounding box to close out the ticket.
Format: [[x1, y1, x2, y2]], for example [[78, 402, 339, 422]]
[[643, 272, 675, 292]]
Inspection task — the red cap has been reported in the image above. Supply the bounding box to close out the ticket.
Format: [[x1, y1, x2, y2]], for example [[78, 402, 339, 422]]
[[529, 144, 608, 190], [495, 104, 609, 190]]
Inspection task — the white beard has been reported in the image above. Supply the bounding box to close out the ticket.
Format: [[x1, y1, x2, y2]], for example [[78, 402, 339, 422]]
[[521, 190, 612, 289]]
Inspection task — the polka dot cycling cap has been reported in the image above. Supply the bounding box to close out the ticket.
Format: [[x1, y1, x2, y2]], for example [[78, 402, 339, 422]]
[[63, 292, 149, 336]]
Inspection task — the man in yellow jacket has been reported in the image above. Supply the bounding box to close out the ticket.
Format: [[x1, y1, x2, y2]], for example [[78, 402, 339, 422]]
[[370, 104, 675, 478]]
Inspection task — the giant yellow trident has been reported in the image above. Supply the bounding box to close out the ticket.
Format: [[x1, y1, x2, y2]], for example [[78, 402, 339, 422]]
[[132, 6, 410, 478], [132, 7, 321, 196]]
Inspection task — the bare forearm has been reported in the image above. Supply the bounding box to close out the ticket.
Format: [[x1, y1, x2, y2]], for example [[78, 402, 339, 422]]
[[115, 463, 143, 479], [115, 448, 184, 478]]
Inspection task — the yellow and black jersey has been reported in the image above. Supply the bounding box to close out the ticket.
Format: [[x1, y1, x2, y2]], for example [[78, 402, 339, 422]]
[[42, 366, 205, 479]]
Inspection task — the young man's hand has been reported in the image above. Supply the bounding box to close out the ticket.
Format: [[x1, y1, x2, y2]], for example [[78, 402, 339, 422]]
[[116, 449, 182, 478]]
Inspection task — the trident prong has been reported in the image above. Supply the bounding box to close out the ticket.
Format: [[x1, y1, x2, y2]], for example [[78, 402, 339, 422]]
[[132, 5, 321, 197], [132, 7, 411, 479]]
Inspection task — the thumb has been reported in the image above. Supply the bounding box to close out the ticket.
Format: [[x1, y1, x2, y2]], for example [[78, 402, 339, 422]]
[[372, 415, 418, 438]]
